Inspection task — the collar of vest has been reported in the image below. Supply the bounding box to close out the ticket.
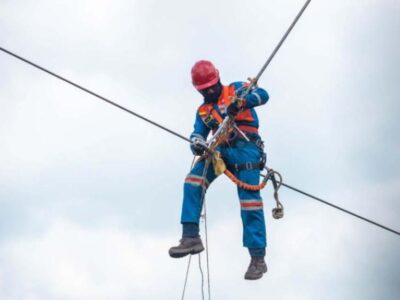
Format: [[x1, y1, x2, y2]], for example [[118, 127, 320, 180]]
[[199, 85, 231, 110]]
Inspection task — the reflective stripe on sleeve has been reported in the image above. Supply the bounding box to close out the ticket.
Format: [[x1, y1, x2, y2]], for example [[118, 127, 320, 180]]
[[253, 92, 262, 105]]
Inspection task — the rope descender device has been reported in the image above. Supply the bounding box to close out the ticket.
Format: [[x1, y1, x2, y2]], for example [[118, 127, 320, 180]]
[[266, 167, 284, 219]]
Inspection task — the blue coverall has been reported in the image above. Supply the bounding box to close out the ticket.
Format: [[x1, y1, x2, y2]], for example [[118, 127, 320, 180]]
[[181, 82, 269, 257]]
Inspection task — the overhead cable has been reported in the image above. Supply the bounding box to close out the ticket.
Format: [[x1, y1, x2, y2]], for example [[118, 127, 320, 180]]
[[0, 46, 190, 143], [246, 0, 312, 93], [281, 182, 400, 236], [1, 46, 399, 237]]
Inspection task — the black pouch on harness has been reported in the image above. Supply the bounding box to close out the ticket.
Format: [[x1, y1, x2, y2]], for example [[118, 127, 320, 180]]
[[260, 151, 267, 170], [253, 138, 267, 170]]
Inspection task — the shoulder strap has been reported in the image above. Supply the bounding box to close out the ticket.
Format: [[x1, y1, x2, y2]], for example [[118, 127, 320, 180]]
[[198, 86, 231, 126], [210, 108, 223, 124]]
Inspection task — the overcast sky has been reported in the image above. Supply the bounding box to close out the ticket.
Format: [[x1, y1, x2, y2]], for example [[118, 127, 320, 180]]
[[0, 0, 399, 299]]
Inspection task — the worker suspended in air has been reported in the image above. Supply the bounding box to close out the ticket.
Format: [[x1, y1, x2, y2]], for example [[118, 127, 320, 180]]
[[169, 60, 270, 280]]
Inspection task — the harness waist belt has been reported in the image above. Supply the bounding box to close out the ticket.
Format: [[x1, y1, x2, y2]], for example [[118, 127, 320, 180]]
[[227, 161, 264, 172]]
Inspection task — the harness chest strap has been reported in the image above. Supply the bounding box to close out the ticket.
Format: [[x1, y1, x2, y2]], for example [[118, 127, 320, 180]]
[[199, 85, 253, 127], [198, 86, 267, 191]]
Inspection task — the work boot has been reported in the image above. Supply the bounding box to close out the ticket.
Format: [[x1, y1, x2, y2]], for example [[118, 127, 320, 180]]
[[244, 257, 268, 280], [169, 237, 204, 258]]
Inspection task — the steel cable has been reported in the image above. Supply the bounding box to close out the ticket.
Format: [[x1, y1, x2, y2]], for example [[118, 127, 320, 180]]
[[243, 0, 312, 94], [0, 47, 190, 143], [281, 182, 400, 236], [1, 45, 398, 237]]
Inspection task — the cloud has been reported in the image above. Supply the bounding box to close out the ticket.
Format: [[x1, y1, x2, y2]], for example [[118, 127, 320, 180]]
[[1, 208, 398, 300], [0, 219, 184, 300], [0, 0, 399, 299]]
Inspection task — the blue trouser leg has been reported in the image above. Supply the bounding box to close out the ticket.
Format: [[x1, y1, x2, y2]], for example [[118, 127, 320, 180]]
[[237, 169, 267, 256], [222, 140, 267, 256], [179, 140, 267, 255], [180, 159, 218, 226]]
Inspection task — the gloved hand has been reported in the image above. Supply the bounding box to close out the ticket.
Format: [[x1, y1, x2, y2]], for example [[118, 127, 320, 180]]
[[227, 98, 244, 117], [190, 137, 208, 156]]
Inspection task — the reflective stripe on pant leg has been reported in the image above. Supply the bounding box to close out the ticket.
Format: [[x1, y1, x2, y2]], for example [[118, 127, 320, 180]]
[[180, 159, 218, 224]]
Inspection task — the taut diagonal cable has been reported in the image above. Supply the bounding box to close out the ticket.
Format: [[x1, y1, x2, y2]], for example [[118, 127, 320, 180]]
[[243, 0, 312, 94], [0, 46, 190, 143], [281, 182, 400, 236], [1, 46, 399, 237]]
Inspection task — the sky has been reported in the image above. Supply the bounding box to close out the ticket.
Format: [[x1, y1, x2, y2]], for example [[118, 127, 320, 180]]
[[0, 0, 399, 299]]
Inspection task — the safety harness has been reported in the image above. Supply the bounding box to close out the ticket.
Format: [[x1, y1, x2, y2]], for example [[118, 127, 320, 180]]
[[198, 85, 258, 135], [198, 86, 266, 171], [194, 85, 285, 218]]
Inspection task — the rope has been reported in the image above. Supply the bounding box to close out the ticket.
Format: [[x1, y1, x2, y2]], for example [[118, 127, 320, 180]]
[[198, 254, 205, 300], [224, 169, 268, 191], [180, 247, 206, 300], [199, 157, 212, 300], [181, 254, 192, 300], [179, 155, 204, 300]]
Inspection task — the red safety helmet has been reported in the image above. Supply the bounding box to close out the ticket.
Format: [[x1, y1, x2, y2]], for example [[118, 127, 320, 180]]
[[191, 60, 220, 90]]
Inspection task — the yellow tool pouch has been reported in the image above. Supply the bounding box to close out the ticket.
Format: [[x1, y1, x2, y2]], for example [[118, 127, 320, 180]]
[[212, 151, 226, 176]]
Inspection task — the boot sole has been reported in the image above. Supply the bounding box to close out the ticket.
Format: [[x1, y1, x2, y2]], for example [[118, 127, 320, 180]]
[[244, 266, 268, 280], [169, 244, 205, 258]]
